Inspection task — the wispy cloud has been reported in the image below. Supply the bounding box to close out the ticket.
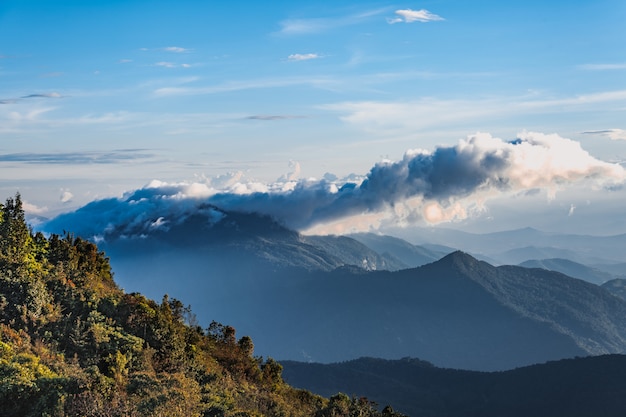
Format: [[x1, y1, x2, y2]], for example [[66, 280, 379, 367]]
[[154, 76, 336, 97], [288, 53, 321, 61], [387, 9, 444, 24], [21, 92, 63, 99], [0, 149, 154, 165], [278, 8, 388, 35], [246, 115, 307, 121], [322, 89, 626, 134], [1, 92, 63, 104], [154, 61, 192, 68], [582, 129, 626, 141], [578, 63, 626, 70], [162, 46, 192, 53]]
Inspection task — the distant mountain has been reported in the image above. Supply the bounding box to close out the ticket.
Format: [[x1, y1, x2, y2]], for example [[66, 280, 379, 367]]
[[104, 234, 626, 371], [592, 262, 626, 277], [46, 209, 626, 371], [497, 246, 592, 265], [347, 233, 448, 268], [98, 205, 399, 272], [282, 355, 626, 417], [394, 226, 626, 264], [602, 279, 626, 301], [302, 234, 407, 271], [519, 258, 616, 284]]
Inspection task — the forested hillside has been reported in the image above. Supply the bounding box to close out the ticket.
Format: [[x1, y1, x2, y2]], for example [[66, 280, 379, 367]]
[[0, 194, 403, 417]]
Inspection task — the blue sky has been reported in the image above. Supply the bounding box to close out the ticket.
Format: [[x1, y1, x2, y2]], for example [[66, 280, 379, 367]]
[[2, 0, 626, 235]]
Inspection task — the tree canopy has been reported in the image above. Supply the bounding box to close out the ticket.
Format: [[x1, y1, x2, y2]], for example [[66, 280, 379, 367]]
[[0, 194, 405, 417]]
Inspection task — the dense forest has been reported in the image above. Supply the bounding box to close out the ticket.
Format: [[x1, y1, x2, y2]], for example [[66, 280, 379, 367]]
[[0, 194, 405, 417]]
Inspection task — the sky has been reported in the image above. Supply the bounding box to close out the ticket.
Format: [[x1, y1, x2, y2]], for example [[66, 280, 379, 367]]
[[2, 0, 626, 236]]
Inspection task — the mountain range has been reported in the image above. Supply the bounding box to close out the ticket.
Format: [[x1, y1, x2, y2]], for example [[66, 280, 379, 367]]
[[281, 355, 626, 417], [64, 206, 626, 371]]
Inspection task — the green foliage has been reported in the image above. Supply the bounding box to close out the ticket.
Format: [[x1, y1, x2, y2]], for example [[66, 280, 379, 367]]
[[0, 194, 397, 417]]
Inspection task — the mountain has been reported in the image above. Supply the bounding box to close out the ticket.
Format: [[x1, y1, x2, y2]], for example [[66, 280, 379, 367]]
[[592, 262, 626, 277], [103, 232, 626, 371], [347, 233, 449, 268], [602, 279, 626, 301], [1, 194, 400, 417], [43, 206, 626, 371], [519, 258, 616, 284], [394, 226, 626, 264], [282, 355, 626, 417], [302, 234, 407, 271], [97, 205, 401, 272], [497, 246, 594, 265]]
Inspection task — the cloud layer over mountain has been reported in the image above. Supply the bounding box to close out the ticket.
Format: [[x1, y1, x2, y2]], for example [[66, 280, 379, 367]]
[[43, 132, 625, 239]]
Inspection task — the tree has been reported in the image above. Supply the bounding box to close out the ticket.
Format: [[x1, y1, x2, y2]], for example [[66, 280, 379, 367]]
[[0, 193, 37, 276]]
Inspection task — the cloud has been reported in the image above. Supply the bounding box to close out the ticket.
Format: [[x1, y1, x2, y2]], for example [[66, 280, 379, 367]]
[[578, 63, 626, 70], [21, 92, 62, 99], [288, 53, 321, 61], [42, 132, 625, 239], [278, 8, 387, 35], [0, 92, 63, 104], [387, 9, 444, 24], [245, 115, 307, 121], [0, 150, 154, 164], [568, 204, 576, 216], [60, 190, 74, 203], [277, 160, 301, 182], [162, 46, 192, 53], [155, 62, 192, 68], [154, 76, 335, 97], [322, 89, 626, 134], [582, 129, 626, 141], [22, 201, 48, 215]]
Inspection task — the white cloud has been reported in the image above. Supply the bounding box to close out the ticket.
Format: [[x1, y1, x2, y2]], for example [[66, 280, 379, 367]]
[[162, 46, 191, 53], [322, 89, 626, 135], [582, 129, 626, 141], [154, 61, 192, 68], [387, 9, 444, 24], [60, 190, 73, 203], [288, 53, 321, 61], [154, 76, 336, 97], [568, 204, 576, 216], [578, 63, 626, 70], [278, 8, 388, 35], [22, 201, 48, 215], [42, 132, 625, 238]]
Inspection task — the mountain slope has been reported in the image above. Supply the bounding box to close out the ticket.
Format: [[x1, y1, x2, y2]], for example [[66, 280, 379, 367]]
[[44, 208, 626, 371], [347, 233, 448, 268], [398, 226, 626, 264], [519, 258, 616, 284], [282, 355, 626, 417], [602, 279, 626, 301], [2, 194, 402, 417]]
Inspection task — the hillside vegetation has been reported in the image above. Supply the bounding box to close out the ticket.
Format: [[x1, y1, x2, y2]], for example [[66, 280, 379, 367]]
[[0, 194, 404, 417]]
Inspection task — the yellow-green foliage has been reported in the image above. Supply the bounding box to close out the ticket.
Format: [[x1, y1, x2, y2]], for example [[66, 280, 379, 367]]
[[0, 194, 403, 417]]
